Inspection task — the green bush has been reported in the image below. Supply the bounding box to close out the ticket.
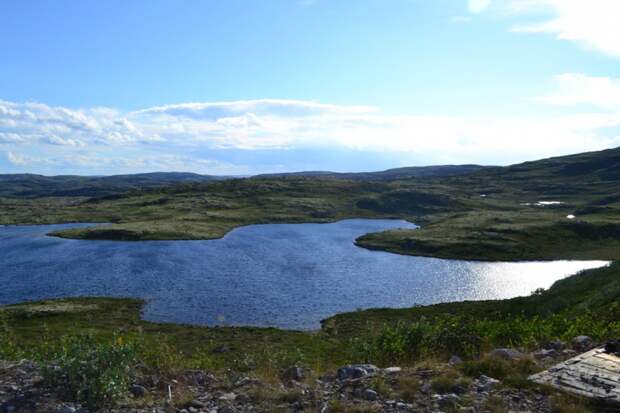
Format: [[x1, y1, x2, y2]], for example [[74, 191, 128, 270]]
[[0, 311, 21, 360], [42, 334, 137, 409]]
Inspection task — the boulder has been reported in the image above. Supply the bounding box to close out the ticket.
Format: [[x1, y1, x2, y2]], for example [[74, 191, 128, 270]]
[[448, 355, 463, 365], [218, 392, 237, 402], [337, 364, 379, 381], [363, 389, 378, 401], [281, 366, 305, 382], [383, 366, 402, 374], [476, 375, 500, 392], [130, 384, 148, 398], [433, 393, 460, 409], [572, 335, 593, 351], [533, 349, 558, 359], [605, 339, 620, 356], [490, 348, 524, 360], [544, 340, 567, 350]]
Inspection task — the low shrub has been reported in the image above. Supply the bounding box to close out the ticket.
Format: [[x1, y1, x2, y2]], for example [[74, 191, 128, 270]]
[[42, 334, 137, 409]]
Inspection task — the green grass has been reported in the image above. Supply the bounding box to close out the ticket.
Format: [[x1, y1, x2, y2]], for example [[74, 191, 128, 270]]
[[3, 148, 620, 262]]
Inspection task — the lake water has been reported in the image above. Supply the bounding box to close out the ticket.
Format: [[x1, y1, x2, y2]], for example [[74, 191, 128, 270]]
[[0, 220, 608, 330]]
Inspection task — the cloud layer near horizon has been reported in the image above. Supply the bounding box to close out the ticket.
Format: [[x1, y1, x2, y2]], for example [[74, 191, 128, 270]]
[[2, 74, 620, 175]]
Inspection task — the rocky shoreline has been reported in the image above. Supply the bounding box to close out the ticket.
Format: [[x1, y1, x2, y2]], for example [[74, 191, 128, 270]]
[[1, 336, 610, 413]]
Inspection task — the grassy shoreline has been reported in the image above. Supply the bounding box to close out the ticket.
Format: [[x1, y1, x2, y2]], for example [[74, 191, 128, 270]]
[[2, 262, 619, 365]]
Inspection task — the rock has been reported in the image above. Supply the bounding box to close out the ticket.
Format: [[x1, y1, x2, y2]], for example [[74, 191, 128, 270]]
[[130, 384, 148, 398], [319, 372, 336, 383], [363, 389, 378, 401], [337, 364, 379, 381], [420, 382, 432, 394], [448, 355, 463, 365], [190, 400, 205, 408], [0, 403, 16, 413], [185, 369, 212, 386], [605, 339, 620, 356], [490, 348, 524, 360], [544, 340, 566, 350], [533, 349, 558, 359], [281, 366, 305, 382], [383, 366, 402, 374], [212, 345, 230, 354], [235, 394, 250, 403], [433, 393, 460, 409], [476, 375, 500, 392], [572, 335, 593, 350], [218, 392, 237, 402], [55, 406, 76, 413]]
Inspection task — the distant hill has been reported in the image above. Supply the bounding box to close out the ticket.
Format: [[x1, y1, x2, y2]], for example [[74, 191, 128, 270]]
[[255, 164, 489, 181], [496, 147, 620, 181], [0, 172, 228, 198]]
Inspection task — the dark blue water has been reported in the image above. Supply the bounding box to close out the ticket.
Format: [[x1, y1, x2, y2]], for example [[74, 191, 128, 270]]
[[0, 220, 608, 330]]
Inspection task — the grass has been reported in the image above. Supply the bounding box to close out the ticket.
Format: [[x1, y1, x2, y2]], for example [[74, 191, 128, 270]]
[[1, 147, 620, 408], [3, 149, 620, 262]]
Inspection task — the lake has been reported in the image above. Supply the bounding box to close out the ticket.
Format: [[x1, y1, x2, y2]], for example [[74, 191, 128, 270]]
[[0, 219, 608, 330]]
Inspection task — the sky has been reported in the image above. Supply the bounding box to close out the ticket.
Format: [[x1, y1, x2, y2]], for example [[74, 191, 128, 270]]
[[1, 0, 620, 175]]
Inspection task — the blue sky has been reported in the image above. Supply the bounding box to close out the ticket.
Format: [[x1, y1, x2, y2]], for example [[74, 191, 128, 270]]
[[1, 0, 620, 175]]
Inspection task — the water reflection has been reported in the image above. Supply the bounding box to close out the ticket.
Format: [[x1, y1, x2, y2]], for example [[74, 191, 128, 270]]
[[0, 220, 608, 329]]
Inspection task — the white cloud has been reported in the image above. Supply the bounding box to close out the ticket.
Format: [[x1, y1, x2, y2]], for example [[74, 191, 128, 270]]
[[6, 151, 54, 166], [468, 0, 491, 13], [538, 73, 620, 111], [1, 97, 620, 173], [508, 0, 620, 58]]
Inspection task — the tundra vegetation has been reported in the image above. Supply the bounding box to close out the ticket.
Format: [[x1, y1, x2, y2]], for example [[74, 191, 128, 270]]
[[1, 147, 620, 410]]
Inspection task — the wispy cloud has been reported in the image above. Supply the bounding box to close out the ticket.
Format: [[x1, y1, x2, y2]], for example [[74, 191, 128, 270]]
[[508, 0, 620, 58], [2, 94, 620, 174], [538, 73, 620, 111], [468, 0, 492, 14]]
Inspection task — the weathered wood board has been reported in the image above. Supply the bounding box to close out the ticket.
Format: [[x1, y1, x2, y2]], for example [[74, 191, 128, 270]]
[[529, 347, 620, 405]]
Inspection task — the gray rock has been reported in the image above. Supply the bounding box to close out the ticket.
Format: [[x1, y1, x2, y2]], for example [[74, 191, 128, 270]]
[[533, 349, 558, 359], [476, 375, 500, 392], [190, 400, 205, 408], [130, 384, 148, 398], [572, 335, 593, 350], [448, 355, 463, 365], [55, 406, 76, 413], [490, 348, 524, 360], [337, 364, 378, 380], [364, 389, 378, 401], [433, 393, 460, 409], [0, 404, 16, 413], [212, 346, 230, 354], [383, 366, 402, 374], [282, 366, 305, 382], [545, 340, 566, 350], [218, 392, 237, 402]]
